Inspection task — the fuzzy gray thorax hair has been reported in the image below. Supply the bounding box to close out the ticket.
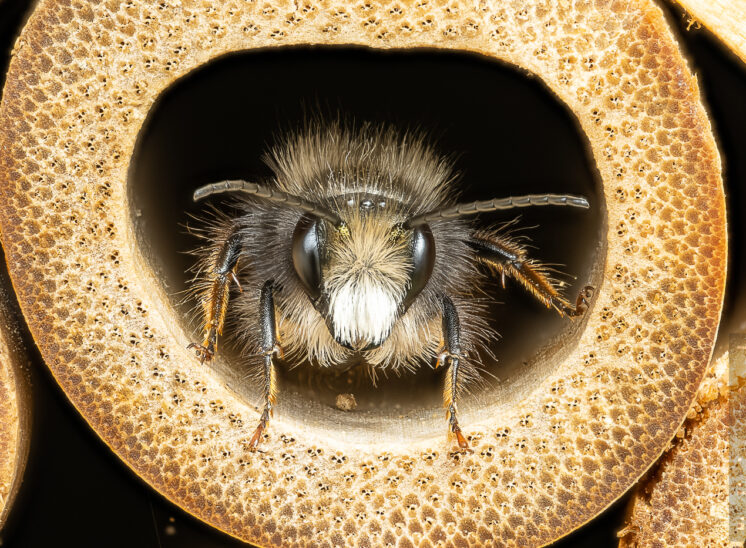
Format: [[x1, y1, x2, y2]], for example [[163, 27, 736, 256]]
[[265, 122, 455, 217]]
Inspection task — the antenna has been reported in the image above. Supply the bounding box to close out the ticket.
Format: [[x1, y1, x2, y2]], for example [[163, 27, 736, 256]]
[[404, 194, 589, 228], [193, 180, 343, 226]]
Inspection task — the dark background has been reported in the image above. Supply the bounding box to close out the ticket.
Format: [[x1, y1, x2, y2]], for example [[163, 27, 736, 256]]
[[0, 2, 744, 547]]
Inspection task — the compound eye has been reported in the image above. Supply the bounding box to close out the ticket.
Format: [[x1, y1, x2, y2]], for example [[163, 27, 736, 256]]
[[292, 215, 323, 300], [404, 224, 436, 309]]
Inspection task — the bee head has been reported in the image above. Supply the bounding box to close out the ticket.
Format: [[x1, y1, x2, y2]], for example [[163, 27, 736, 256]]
[[194, 178, 588, 352], [292, 200, 435, 351], [191, 180, 436, 351]]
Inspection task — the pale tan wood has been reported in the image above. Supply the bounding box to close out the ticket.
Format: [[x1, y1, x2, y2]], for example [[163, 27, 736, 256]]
[[674, 0, 746, 64], [619, 336, 746, 548], [619, 292, 746, 547], [0, 256, 31, 532]]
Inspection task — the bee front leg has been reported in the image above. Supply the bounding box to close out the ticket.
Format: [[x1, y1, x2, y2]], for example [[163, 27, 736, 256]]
[[188, 228, 243, 364], [248, 280, 281, 451], [440, 295, 470, 451], [468, 233, 593, 318]]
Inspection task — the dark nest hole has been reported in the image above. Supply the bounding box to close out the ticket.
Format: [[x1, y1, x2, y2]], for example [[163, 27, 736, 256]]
[[129, 46, 605, 437]]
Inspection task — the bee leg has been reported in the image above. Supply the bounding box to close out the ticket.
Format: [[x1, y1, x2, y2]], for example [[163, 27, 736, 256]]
[[467, 233, 594, 317], [440, 295, 471, 451], [188, 228, 243, 364], [248, 280, 280, 451]]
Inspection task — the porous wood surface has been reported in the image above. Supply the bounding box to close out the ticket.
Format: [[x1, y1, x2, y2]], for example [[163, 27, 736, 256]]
[[0, 0, 726, 546], [619, 337, 746, 547]]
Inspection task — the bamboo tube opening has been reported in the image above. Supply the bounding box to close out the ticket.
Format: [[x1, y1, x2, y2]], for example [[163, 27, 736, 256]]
[[128, 47, 605, 440]]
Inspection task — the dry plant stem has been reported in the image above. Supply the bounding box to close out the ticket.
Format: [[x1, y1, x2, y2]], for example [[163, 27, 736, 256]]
[[0, 255, 31, 531], [0, 1, 727, 546], [731, 340, 746, 546], [618, 338, 746, 547], [618, 303, 746, 547], [672, 0, 746, 65]]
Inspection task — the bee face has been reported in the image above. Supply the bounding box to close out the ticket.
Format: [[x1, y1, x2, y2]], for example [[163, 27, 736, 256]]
[[291, 194, 435, 351]]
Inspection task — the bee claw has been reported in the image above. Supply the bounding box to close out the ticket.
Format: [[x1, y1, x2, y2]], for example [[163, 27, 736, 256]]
[[248, 425, 265, 451], [571, 285, 594, 316], [248, 404, 273, 451], [557, 284, 595, 318], [187, 342, 214, 364], [453, 427, 470, 451], [445, 404, 472, 451]]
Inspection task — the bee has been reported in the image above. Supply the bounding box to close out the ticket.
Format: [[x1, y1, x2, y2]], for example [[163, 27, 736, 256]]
[[188, 122, 593, 451]]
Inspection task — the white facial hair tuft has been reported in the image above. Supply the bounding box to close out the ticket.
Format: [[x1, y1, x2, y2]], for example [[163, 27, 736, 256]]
[[329, 278, 400, 348]]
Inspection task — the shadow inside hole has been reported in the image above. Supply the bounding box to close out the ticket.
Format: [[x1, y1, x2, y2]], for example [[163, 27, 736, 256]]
[[129, 46, 603, 430]]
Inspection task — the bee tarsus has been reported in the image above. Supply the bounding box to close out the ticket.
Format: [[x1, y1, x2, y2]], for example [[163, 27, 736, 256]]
[[188, 226, 243, 364], [440, 295, 472, 451], [242, 280, 282, 450]]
